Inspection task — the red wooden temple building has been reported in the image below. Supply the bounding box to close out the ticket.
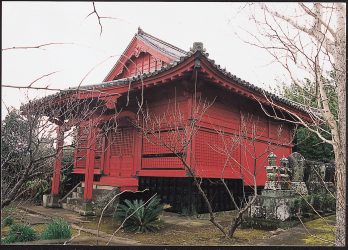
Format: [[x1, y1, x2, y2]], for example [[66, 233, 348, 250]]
[[26, 28, 312, 214]]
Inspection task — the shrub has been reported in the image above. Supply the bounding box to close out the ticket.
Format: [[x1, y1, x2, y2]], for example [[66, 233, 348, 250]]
[[321, 194, 336, 212], [41, 218, 71, 240], [2, 216, 14, 227], [25, 179, 50, 204], [293, 195, 312, 215], [311, 194, 324, 211], [2, 223, 38, 244], [115, 195, 164, 233]]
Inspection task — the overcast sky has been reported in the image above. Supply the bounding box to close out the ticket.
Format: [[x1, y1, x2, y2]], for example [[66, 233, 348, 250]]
[[2, 2, 291, 119]]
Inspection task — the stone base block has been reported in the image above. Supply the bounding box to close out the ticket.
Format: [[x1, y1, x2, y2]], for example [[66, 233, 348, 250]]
[[79, 202, 96, 216], [248, 193, 299, 222], [43, 194, 61, 208]]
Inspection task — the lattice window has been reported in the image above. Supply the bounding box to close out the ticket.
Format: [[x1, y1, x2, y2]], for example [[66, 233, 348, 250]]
[[194, 130, 240, 173], [142, 131, 185, 154], [109, 128, 134, 157], [94, 130, 103, 169], [142, 130, 185, 169], [75, 125, 89, 168]]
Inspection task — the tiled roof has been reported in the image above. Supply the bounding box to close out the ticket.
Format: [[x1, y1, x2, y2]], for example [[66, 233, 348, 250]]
[[22, 33, 317, 116], [78, 47, 315, 115], [136, 28, 188, 60]]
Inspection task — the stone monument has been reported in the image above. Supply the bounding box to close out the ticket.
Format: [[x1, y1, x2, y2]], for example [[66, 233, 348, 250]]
[[247, 153, 299, 228], [288, 152, 308, 195], [245, 152, 336, 229]]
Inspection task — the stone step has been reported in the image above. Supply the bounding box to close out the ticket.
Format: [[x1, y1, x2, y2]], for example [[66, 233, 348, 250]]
[[61, 202, 70, 210], [72, 191, 83, 199], [67, 197, 82, 205], [62, 203, 75, 211], [62, 202, 83, 214]]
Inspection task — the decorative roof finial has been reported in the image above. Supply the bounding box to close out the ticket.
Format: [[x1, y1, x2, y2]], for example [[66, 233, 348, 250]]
[[138, 26, 144, 34], [190, 42, 206, 53]]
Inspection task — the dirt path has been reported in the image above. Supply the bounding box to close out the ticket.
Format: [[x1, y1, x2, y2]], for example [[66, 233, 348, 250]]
[[8, 204, 335, 246]]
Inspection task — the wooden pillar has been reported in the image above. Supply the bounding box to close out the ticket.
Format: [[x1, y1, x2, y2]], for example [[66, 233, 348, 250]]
[[51, 125, 64, 195], [84, 120, 96, 202]]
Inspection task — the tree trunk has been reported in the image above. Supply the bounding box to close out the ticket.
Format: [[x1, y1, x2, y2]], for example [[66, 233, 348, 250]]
[[334, 142, 346, 246], [334, 4, 346, 245]]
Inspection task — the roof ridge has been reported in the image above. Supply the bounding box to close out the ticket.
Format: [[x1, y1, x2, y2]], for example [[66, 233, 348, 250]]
[[138, 30, 188, 55]]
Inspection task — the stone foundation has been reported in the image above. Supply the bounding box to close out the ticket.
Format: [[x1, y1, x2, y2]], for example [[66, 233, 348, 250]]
[[43, 194, 61, 208], [249, 190, 298, 222]]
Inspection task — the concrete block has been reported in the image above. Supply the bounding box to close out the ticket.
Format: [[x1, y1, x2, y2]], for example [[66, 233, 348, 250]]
[[43, 194, 61, 208]]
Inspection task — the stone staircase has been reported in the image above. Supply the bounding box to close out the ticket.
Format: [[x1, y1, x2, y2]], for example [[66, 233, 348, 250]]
[[60, 183, 120, 216]]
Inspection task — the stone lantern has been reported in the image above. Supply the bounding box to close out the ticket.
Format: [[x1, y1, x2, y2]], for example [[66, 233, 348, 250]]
[[268, 152, 277, 166]]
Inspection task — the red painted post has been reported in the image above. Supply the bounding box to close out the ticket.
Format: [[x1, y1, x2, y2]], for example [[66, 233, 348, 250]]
[[84, 121, 96, 202], [52, 125, 64, 195]]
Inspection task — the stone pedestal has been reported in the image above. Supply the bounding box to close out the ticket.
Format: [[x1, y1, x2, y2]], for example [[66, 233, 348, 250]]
[[43, 194, 61, 208], [290, 181, 308, 195], [246, 189, 300, 229], [250, 190, 297, 220], [245, 153, 301, 229]]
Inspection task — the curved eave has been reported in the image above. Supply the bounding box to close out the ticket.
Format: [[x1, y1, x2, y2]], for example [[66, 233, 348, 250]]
[[199, 54, 314, 123], [22, 50, 316, 124]]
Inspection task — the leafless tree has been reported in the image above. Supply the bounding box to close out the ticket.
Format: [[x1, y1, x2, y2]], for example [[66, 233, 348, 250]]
[[1, 30, 150, 207], [1, 106, 55, 208], [238, 3, 345, 245], [1, 88, 123, 208], [134, 97, 292, 239], [211, 113, 293, 237]]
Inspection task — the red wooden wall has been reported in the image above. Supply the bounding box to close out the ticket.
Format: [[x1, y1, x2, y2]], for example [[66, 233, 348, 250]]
[[72, 82, 294, 187]]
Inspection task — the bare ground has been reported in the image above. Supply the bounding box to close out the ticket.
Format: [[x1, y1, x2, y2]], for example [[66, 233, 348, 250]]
[[1, 201, 336, 246]]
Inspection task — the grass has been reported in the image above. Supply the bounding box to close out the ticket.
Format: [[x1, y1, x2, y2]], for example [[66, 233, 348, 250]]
[[302, 215, 336, 246], [2, 223, 38, 244], [41, 218, 72, 240], [303, 232, 335, 245], [2, 216, 14, 227]]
